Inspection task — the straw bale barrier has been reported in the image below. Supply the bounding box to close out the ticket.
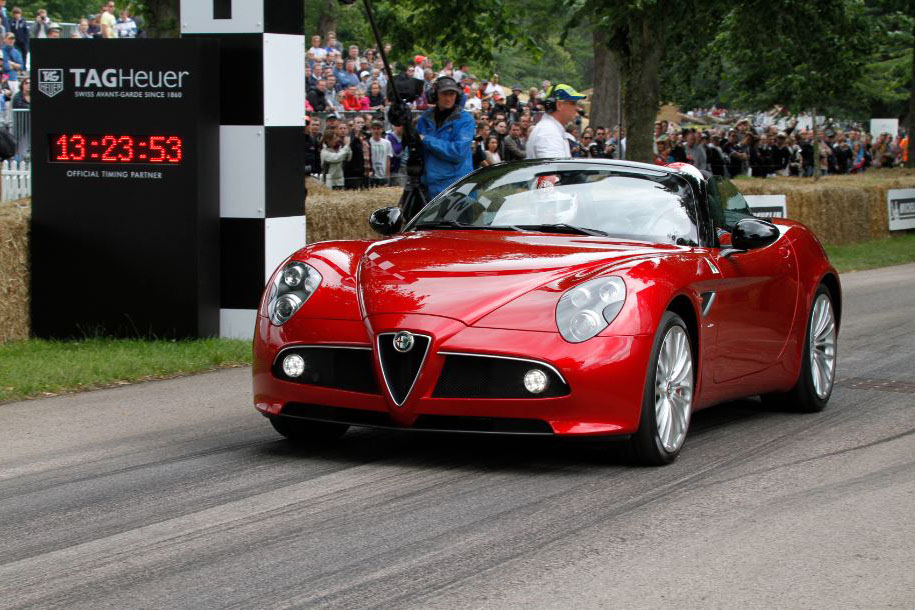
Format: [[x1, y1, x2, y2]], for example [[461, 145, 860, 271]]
[[736, 169, 915, 244], [0, 199, 30, 342], [305, 178, 401, 244]]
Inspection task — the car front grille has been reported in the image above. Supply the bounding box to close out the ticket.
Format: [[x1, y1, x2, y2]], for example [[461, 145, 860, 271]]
[[432, 353, 570, 398], [272, 346, 379, 394], [376, 332, 431, 405]]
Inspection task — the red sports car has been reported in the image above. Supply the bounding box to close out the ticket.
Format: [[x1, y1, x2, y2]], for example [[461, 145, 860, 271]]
[[253, 160, 840, 465]]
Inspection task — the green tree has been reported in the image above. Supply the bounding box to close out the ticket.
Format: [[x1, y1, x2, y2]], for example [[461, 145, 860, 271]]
[[567, 0, 674, 162], [321, 0, 539, 74], [717, 0, 875, 175], [13, 1, 98, 21], [865, 0, 914, 167], [133, 0, 178, 37]]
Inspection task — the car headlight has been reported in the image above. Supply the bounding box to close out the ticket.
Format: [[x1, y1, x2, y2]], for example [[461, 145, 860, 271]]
[[556, 277, 626, 342], [267, 261, 322, 325]]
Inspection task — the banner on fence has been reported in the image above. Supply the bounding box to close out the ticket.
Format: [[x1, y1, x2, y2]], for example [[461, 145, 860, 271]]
[[745, 194, 787, 219], [870, 118, 899, 138], [888, 188, 915, 231]]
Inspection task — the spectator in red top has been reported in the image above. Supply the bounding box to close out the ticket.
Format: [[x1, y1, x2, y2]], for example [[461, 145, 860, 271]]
[[353, 86, 370, 111], [342, 85, 362, 111]]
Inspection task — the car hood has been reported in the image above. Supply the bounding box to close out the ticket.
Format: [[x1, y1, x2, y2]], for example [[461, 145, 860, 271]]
[[358, 231, 679, 324]]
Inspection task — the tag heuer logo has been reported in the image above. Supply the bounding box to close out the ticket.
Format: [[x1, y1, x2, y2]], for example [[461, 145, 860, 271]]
[[393, 331, 415, 353], [38, 69, 64, 97]]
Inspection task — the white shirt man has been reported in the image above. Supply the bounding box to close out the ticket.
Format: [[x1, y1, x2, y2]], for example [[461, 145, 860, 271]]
[[307, 35, 327, 62], [370, 122, 393, 184], [464, 94, 481, 112], [525, 84, 586, 159]]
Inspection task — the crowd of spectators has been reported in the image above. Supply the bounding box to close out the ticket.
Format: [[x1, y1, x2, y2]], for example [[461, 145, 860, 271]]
[[0, 2, 140, 117], [306, 32, 910, 191], [0, 2, 140, 161], [305, 33, 584, 189], [652, 118, 909, 177]]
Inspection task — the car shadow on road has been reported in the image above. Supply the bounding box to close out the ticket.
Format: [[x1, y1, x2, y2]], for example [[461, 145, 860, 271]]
[[253, 397, 787, 473]]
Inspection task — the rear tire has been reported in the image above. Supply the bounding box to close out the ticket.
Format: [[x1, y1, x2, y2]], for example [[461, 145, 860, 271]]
[[629, 312, 695, 466], [763, 284, 837, 412], [270, 416, 349, 444]]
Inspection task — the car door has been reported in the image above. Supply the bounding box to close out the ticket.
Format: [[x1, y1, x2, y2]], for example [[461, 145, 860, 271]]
[[706, 178, 799, 383]]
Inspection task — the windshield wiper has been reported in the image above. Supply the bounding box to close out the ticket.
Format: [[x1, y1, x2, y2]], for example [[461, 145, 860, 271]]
[[413, 220, 483, 230], [516, 223, 610, 237], [413, 220, 522, 231]]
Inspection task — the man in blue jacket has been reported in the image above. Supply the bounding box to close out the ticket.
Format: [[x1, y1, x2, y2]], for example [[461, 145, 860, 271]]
[[416, 76, 474, 200]]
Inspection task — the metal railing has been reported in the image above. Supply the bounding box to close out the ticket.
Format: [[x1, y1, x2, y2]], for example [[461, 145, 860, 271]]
[[9, 109, 29, 161]]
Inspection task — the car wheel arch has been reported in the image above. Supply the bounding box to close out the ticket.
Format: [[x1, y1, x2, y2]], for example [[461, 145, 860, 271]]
[[818, 272, 841, 332], [666, 294, 700, 365]]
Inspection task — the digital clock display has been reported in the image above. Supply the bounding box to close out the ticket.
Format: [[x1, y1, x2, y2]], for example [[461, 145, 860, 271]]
[[49, 133, 184, 164]]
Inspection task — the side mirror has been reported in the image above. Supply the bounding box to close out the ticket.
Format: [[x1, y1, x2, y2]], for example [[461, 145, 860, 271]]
[[732, 217, 779, 250], [369, 206, 404, 235]]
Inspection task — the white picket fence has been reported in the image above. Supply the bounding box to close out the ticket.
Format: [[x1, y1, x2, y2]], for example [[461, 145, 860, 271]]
[[1, 160, 31, 202]]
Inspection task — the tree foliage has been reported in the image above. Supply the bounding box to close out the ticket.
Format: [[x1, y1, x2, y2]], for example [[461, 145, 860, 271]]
[[565, 0, 676, 161], [307, 0, 540, 74], [11, 0, 98, 22], [716, 0, 876, 116]]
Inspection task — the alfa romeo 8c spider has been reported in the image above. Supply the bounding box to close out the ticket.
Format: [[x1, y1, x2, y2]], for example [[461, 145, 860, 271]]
[[253, 160, 840, 465]]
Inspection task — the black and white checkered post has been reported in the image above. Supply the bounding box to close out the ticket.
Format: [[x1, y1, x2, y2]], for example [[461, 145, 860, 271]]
[[181, 0, 306, 339]]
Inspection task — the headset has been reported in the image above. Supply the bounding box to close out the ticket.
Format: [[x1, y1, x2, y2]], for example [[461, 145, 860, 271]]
[[542, 85, 558, 112], [427, 76, 460, 106]]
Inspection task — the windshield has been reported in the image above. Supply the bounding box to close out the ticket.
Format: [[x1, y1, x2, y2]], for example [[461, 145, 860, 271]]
[[406, 163, 700, 246]]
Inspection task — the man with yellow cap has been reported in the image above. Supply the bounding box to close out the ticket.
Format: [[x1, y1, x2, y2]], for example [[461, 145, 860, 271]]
[[525, 84, 586, 159]]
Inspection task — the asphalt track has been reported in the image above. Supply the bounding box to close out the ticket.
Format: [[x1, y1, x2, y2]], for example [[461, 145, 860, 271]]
[[1, 263, 913, 608]]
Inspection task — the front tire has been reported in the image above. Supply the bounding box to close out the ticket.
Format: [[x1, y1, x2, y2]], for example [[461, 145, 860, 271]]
[[764, 284, 837, 412], [270, 416, 349, 444], [629, 312, 695, 466]]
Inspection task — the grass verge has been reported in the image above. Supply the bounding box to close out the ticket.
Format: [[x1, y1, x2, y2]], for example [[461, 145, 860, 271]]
[[826, 232, 915, 273], [0, 338, 252, 403]]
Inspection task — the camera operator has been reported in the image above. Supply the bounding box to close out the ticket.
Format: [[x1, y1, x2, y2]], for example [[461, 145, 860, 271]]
[[525, 84, 586, 159], [416, 76, 475, 200]]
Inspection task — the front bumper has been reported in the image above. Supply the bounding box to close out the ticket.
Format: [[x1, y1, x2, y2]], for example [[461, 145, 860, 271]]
[[253, 314, 653, 436]]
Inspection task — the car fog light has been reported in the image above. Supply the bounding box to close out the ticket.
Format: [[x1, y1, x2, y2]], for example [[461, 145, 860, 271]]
[[523, 369, 549, 394], [282, 354, 306, 378]]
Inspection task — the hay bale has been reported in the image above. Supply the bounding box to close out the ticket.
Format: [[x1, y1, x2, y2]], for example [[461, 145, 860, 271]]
[[306, 176, 332, 197], [736, 169, 915, 244], [306, 185, 401, 244], [0, 198, 30, 343]]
